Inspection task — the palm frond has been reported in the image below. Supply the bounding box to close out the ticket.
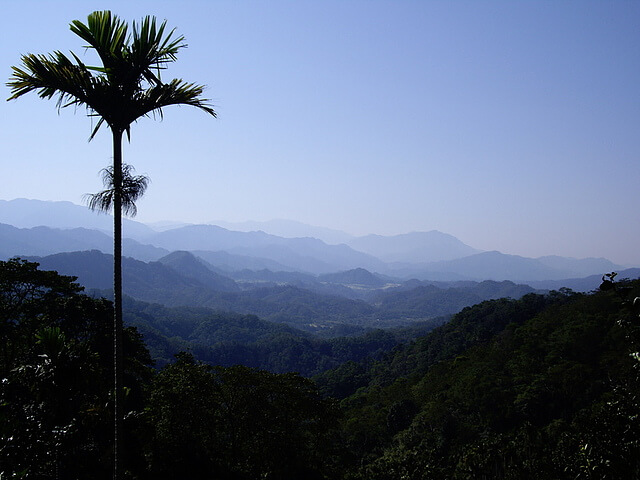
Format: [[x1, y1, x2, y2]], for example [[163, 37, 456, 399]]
[[8, 51, 92, 106], [70, 11, 129, 72], [132, 78, 217, 121], [70, 11, 187, 88], [8, 10, 215, 136], [85, 164, 150, 217], [84, 188, 116, 215], [130, 16, 186, 84]]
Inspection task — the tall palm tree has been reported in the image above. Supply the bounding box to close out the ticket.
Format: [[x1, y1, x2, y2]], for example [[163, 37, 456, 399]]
[[7, 11, 216, 478]]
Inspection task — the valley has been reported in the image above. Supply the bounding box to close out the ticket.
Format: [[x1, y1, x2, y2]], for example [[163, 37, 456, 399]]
[[2, 198, 638, 374]]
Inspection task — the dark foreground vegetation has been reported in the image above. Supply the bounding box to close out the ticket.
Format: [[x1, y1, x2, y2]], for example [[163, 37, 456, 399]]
[[1, 259, 639, 479]]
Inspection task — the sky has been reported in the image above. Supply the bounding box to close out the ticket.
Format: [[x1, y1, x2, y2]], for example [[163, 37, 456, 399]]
[[1, 1, 639, 265]]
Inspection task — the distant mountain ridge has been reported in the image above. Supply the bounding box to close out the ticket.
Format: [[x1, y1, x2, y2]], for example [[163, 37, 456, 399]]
[[417, 251, 622, 282], [211, 219, 354, 245], [25, 250, 542, 332], [318, 268, 387, 287], [382, 250, 623, 283], [143, 224, 386, 274], [0, 198, 154, 238], [535, 255, 621, 278], [347, 230, 481, 263], [0, 198, 631, 283], [0, 223, 168, 262]]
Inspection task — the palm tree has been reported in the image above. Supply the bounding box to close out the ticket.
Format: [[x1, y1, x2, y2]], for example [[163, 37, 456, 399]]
[[7, 11, 216, 478]]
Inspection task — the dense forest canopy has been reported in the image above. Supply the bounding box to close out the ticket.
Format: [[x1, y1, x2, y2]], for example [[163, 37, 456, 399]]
[[1, 258, 639, 478]]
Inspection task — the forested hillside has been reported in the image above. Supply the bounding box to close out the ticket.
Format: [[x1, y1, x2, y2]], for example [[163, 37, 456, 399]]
[[123, 297, 443, 374], [319, 280, 640, 478], [0, 259, 344, 478], [29, 250, 538, 332], [2, 259, 638, 479]]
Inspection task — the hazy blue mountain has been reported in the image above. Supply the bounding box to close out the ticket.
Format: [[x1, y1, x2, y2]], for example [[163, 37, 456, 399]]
[[193, 250, 295, 273], [281, 238, 385, 272], [527, 267, 640, 292], [29, 250, 237, 301], [387, 279, 538, 299], [121, 239, 169, 262], [0, 223, 108, 258], [27, 250, 114, 290], [0, 223, 168, 262], [468, 279, 539, 299], [145, 220, 194, 232], [318, 268, 387, 287], [147, 224, 386, 274], [227, 244, 341, 274], [347, 230, 480, 263], [29, 250, 169, 292], [0, 198, 154, 238], [535, 255, 621, 278], [22, 250, 538, 332], [381, 263, 474, 282], [146, 224, 258, 251], [416, 250, 622, 282], [230, 269, 318, 285], [210, 219, 354, 245], [156, 251, 240, 292], [0, 199, 629, 283], [26, 250, 381, 327], [228, 269, 369, 300]]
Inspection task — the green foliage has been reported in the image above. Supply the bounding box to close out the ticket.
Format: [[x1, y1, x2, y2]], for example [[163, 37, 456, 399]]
[[0, 260, 348, 478], [145, 353, 343, 479], [125, 297, 436, 375], [7, 10, 215, 138], [3, 258, 639, 478], [335, 282, 640, 479], [144, 352, 222, 478], [0, 258, 153, 478]]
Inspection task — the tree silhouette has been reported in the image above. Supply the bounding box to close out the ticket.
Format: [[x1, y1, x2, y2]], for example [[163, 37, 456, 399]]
[[7, 11, 216, 479], [85, 163, 149, 217]]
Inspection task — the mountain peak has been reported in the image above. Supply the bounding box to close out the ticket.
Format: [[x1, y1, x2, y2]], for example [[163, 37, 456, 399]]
[[347, 230, 480, 264], [157, 250, 239, 292], [318, 268, 386, 287]]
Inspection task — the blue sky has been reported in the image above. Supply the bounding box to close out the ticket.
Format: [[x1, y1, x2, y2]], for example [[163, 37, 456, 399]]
[[1, 1, 639, 265]]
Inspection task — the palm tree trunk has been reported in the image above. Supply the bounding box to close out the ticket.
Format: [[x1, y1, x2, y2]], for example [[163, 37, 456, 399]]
[[112, 128, 124, 480]]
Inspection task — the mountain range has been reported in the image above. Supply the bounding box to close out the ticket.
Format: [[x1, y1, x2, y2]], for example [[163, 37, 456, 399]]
[[0, 198, 633, 285], [25, 249, 541, 333]]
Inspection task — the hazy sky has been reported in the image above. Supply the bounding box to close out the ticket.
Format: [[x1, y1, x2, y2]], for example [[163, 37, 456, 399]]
[[1, 1, 639, 265]]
